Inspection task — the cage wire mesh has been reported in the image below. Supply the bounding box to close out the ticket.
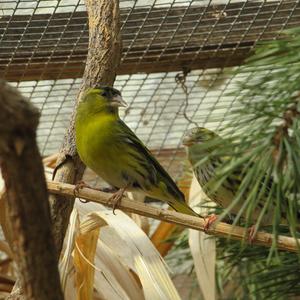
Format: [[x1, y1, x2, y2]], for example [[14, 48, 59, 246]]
[[1, 0, 300, 183]]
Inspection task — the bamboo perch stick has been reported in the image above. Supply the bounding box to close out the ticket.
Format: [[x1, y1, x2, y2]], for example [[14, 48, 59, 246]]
[[47, 181, 300, 253]]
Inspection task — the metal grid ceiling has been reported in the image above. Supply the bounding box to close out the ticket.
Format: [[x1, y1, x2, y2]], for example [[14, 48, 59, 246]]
[[1, 0, 300, 80], [2, 0, 300, 180]]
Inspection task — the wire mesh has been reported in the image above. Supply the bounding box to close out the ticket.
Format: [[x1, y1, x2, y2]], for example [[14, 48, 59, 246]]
[[2, 0, 300, 182], [1, 0, 300, 80], [10, 69, 248, 181]]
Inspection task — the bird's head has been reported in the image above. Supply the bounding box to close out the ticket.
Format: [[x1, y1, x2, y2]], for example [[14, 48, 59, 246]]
[[182, 127, 222, 167], [182, 127, 218, 147], [80, 86, 127, 114]]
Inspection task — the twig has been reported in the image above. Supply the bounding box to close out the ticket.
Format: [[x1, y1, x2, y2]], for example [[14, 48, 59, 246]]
[[42, 152, 59, 168], [175, 68, 199, 127], [47, 181, 300, 253]]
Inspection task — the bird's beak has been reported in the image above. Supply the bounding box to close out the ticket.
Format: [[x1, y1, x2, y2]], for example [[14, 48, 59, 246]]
[[111, 95, 127, 107]]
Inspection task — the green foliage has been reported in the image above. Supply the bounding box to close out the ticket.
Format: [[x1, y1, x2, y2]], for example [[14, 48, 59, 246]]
[[165, 230, 194, 274], [168, 27, 300, 300], [166, 229, 300, 300], [212, 27, 300, 298], [217, 238, 300, 300], [200, 27, 300, 239]]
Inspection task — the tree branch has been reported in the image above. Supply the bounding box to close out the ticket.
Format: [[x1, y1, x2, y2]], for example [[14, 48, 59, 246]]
[[49, 0, 122, 254], [0, 81, 63, 300], [47, 181, 300, 253]]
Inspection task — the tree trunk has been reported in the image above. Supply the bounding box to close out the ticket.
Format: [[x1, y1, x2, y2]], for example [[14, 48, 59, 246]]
[[0, 81, 63, 300], [49, 0, 122, 253]]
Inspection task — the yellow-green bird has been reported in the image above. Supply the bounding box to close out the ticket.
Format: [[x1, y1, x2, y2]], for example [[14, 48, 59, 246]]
[[182, 127, 275, 232], [75, 86, 198, 217]]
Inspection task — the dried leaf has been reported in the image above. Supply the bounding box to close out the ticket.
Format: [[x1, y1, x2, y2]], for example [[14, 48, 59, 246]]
[[75, 201, 181, 300], [74, 226, 99, 300], [189, 175, 216, 300]]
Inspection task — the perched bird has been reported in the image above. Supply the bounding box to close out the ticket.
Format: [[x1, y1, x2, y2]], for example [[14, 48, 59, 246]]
[[75, 86, 198, 217], [182, 127, 275, 234]]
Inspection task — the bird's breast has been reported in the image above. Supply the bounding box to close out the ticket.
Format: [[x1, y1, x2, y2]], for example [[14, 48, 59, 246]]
[[75, 114, 128, 188]]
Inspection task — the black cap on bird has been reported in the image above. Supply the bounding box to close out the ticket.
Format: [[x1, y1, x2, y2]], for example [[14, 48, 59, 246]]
[[95, 86, 128, 107], [75, 86, 199, 217]]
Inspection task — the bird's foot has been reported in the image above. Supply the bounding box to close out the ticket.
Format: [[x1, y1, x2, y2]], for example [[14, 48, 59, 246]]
[[204, 214, 218, 233], [75, 181, 114, 193], [73, 180, 92, 203], [73, 180, 91, 197], [107, 188, 126, 215], [248, 225, 258, 244]]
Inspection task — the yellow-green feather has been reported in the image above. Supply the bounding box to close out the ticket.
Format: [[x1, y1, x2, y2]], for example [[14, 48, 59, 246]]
[[75, 88, 198, 217], [185, 128, 279, 224]]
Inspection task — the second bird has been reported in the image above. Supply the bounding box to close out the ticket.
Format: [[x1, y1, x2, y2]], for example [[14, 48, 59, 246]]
[[182, 127, 275, 228], [75, 86, 198, 217]]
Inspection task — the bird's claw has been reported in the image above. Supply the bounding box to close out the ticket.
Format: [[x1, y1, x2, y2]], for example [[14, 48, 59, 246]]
[[107, 188, 125, 215], [73, 180, 91, 203], [204, 214, 218, 233], [248, 225, 257, 244]]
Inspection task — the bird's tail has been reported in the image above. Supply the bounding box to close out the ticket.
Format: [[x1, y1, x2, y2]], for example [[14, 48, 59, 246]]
[[169, 201, 199, 217]]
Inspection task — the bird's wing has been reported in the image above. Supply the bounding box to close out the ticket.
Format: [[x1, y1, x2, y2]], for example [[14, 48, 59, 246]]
[[116, 120, 185, 202], [220, 155, 274, 212]]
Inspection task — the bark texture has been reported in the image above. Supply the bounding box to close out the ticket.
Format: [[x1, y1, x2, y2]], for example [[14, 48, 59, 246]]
[[48, 181, 300, 253], [0, 81, 63, 300], [50, 0, 122, 253]]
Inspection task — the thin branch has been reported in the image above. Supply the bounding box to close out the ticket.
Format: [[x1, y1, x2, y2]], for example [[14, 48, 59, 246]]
[[43, 153, 59, 168], [47, 181, 300, 253]]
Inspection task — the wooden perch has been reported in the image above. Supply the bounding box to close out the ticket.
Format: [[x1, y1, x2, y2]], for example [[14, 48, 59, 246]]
[[0, 81, 63, 300], [50, 0, 122, 254], [47, 181, 300, 253]]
